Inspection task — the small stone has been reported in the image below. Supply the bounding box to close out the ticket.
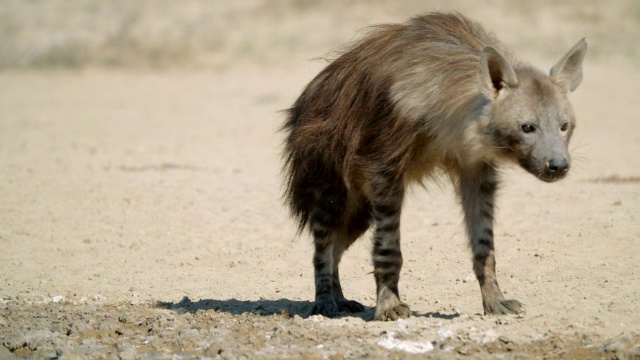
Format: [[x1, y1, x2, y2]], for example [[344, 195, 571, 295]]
[[438, 329, 455, 341], [482, 329, 499, 343], [119, 347, 137, 360], [292, 314, 305, 325]]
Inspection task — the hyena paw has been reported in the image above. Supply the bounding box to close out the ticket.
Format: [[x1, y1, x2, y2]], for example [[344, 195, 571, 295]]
[[309, 300, 338, 318], [374, 303, 411, 321], [336, 299, 365, 313], [484, 299, 524, 315]]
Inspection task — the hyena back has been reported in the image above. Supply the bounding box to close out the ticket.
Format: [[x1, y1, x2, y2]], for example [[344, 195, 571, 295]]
[[282, 12, 586, 321]]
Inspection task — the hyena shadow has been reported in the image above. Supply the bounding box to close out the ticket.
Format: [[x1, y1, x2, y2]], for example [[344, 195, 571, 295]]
[[156, 296, 458, 321], [155, 296, 372, 319]]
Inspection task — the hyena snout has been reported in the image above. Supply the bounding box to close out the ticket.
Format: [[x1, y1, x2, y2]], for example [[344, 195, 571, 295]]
[[524, 138, 572, 182], [545, 157, 569, 175], [522, 150, 571, 182], [534, 154, 570, 182]]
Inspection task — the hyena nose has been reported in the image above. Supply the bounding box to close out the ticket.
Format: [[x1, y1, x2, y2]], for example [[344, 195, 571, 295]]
[[545, 158, 569, 174]]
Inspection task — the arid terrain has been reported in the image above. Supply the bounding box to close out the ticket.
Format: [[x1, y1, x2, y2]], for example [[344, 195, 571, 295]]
[[1, 1, 639, 359]]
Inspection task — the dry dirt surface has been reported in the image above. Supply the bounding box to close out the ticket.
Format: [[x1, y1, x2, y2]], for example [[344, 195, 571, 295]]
[[1, 2, 640, 359]]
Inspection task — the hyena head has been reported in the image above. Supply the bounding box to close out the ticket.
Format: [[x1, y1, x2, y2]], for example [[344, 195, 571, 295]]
[[479, 39, 587, 182]]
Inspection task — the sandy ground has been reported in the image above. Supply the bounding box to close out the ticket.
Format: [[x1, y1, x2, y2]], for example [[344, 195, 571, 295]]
[[1, 5, 640, 359]]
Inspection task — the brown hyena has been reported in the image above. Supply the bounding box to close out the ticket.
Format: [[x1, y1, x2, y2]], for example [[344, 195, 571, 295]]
[[281, 12, 586, 321]]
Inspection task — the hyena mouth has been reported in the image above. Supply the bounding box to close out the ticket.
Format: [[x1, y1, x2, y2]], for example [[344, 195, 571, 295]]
[[538, 172, 568, 183], [519, 159, 569, 183]]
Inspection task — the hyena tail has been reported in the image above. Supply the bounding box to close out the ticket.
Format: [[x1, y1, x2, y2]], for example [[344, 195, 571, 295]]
[[281, 106, 346, 234]]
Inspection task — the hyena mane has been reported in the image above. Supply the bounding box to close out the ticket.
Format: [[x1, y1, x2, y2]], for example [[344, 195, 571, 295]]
[[283, 13, 508, 228], [281, 12, 586, 320]]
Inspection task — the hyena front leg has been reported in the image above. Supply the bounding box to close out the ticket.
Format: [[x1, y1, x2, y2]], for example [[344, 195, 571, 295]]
[[459, 165, 523, 315], [371, 174, 410, 321]]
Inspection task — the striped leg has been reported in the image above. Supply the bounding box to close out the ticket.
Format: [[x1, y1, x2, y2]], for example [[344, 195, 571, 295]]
[[309, 190, 371, 317], [308, 192, 342, 317], [371, 176, 410, 321], [332, 242, 365, 313], [459, 165, 523, 315], [331, 204, 372, 313]]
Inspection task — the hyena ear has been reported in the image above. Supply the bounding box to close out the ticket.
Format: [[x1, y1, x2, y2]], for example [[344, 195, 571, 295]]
[[549, 38, 587, 92], [479, 46, 518, 100]]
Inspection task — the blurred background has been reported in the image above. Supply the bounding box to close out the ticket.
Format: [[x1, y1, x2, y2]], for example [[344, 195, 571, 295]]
[[1, 3, 639, 356], [1, 0, 639, 71]]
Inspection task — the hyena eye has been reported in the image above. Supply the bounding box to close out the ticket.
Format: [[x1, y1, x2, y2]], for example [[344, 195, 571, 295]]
[[560, 123, 569, 132], [521, 124, 536, 133]]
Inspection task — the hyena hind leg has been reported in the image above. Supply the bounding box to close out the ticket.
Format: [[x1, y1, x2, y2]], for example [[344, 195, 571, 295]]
[[308, 190, 366, 317], [331, 250, 365, 313], [330, 207, 372, 314], [459, 165, 524, 315]]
